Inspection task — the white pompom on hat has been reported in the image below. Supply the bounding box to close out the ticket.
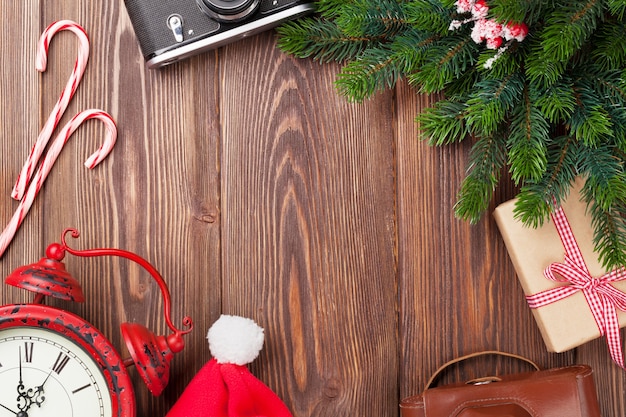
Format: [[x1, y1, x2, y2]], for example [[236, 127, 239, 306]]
[[207, 314, 264, 365]]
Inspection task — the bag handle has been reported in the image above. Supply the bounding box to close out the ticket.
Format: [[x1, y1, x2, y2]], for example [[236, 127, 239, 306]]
[[424, 351, 540, 390]]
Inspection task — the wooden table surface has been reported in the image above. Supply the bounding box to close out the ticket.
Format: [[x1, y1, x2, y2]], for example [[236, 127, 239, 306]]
[[1, 2, 625, 416]]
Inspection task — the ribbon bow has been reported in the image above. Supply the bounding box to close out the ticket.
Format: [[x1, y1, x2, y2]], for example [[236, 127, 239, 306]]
[[525, 206, 626, 369]]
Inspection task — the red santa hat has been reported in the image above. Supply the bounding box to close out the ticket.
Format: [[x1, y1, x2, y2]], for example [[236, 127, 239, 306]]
[[165, 315, 293, 417]]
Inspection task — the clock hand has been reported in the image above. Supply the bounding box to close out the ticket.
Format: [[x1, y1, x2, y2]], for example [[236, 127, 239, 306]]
[[29, 369, 53, 408], [38, 370, 53, 389], [16, 347, 31, 413], [0, 402, 17, 415], [18, 347, 22, 383]]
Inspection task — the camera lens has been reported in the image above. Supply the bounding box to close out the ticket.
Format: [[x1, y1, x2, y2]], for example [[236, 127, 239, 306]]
[[197, 0, 261, 22]]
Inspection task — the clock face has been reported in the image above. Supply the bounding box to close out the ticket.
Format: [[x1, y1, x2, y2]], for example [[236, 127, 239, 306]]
[[0, 304, 135, 417], [0, 327, 112, 416]]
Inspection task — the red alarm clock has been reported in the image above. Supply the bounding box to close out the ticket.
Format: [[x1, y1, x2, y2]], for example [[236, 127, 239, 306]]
[[0, 228, 193, 417]]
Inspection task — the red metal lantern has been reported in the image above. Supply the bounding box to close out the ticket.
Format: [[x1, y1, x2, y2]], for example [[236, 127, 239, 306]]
[[0, 228, 193, 417]]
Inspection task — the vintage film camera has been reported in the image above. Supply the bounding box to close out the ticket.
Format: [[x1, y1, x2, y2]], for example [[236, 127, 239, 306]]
[[124, 0, 314, 68]]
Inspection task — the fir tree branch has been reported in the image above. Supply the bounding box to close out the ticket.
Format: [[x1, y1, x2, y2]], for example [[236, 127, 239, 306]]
[[490, 0, 546, 25], [454, 131, 508, 223], [418, 98, 469, 145], [408, 34, 479, 93], [334, 1, 409, 38], [579, 156, 626, 269], [513, 135, 579, 227], [335, 47, 402, 101], [533, 78, 577, 123], [578, 145, 626, 210], [315, 0, 358, 18], [588, 202, 626, 270], [335, 29, 437, 101], [541, 0, 604, 62], [525, 36, 568, 89], [591, 20, 626, 71], [569, 77, 615, 146], [507, 85, 550, 184], [465, 73, 524, 136], [276, 18, 378, 62], [608, 0, 626, 18], [592, 71, 626, 149], [475, 43, 523, 78], [403, 0, 453, 35]]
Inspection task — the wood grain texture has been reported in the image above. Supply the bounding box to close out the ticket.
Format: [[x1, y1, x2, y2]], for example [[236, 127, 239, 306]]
[[0, 2, 625, 416], [219, 34, 398, 416]]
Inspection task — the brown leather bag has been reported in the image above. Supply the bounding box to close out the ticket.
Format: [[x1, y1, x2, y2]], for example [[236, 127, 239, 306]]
[[400, 351, 601, 417]]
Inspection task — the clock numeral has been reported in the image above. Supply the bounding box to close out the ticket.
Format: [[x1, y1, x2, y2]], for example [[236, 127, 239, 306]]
[[51, 352, 70, 374], [23, 342, 34, 363], [72, 383, 92, 394]]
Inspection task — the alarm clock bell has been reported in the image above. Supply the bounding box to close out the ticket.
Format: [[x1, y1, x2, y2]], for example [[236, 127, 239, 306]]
[[6, 240, 85, 303], [4, 228, 193, 397]]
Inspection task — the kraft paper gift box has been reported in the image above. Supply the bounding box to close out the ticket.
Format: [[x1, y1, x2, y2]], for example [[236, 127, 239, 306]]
[[493, 178, 626, 353]]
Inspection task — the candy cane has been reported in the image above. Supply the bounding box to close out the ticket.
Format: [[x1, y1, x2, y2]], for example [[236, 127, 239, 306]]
[[12, 20, 90, 201], [0, 109, 116, 258]]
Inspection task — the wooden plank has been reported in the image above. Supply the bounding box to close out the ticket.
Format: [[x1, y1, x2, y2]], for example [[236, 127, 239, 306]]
[[219, 32, 399, 416], [0, 1, 43, 305]]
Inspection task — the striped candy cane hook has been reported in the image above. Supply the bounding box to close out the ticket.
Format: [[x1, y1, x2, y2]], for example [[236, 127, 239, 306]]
[[12, 20, 90, 201], [0, 109, 117, 258]]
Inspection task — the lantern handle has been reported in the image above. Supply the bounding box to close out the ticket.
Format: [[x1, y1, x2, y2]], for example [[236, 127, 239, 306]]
[[59, 228, 193, 337]]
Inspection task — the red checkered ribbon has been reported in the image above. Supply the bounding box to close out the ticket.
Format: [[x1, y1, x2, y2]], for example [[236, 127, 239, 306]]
[[525, 206, 626, 369]]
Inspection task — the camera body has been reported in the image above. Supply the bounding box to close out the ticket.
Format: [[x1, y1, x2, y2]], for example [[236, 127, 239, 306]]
[[124, 0, 314, 68]]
